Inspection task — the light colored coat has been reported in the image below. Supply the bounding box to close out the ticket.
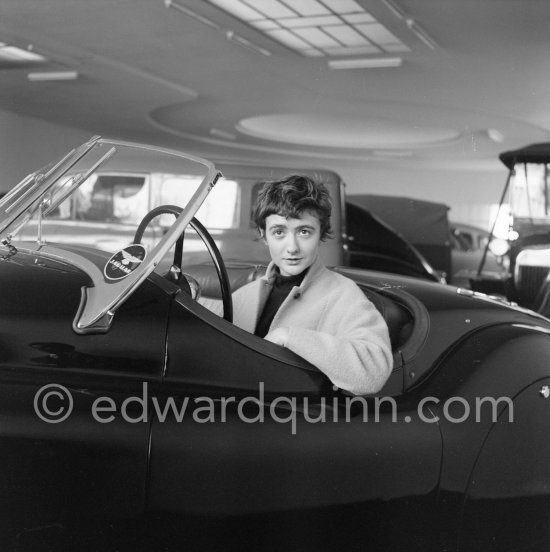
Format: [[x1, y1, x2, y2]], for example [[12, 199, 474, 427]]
[[232, 257, 393, 395]]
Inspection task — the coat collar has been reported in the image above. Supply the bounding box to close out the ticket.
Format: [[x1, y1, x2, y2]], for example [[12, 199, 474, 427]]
[[263, 255, 325, 295]]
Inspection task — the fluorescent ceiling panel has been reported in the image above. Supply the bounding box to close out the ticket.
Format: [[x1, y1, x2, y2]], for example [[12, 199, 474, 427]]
[[282, 0, 330, 17], [280, 15, 341, 28], [208, 0, 263, 21], [320, 0, 363, 14], [356, 23, 401, 46], [206, 0, 409, 57], [323, 25, 370, 47], [243, 0, 295, 19], [27, 71, 79, 81], [265, 29, 314, 50], [328, 57, 402, 69], [294, 27, 341, 48]]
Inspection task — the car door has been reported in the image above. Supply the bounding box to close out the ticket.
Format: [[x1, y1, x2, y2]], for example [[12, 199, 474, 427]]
[[147, 293, 443, 551], [0, 263, 170, 547]]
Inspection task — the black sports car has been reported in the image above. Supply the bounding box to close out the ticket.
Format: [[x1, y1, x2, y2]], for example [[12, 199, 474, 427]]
[[1, 137, 550, 551]]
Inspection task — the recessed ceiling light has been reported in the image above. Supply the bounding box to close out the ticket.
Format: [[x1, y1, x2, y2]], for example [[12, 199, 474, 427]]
[[328, 57, 402, 69]]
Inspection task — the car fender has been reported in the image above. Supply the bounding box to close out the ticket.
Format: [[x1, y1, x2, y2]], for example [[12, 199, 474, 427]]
[[416, 323, 550, 549], [459, 374, 550, 551]]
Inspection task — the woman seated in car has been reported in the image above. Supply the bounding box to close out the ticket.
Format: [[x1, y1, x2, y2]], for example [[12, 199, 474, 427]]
[[228, 174, 393, 396]]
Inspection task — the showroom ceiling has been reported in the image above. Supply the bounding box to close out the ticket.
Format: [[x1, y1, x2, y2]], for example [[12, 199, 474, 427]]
[[1, 0, 549, 170]]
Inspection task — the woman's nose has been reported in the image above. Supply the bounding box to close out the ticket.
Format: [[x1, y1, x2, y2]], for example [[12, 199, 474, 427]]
[[286, 234, 299, 253]]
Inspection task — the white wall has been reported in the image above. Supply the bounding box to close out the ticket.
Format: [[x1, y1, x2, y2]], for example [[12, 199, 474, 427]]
[[0, 109, 91, 192]]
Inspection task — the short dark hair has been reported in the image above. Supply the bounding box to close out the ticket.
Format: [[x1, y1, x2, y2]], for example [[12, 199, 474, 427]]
[[252, 174, 333, 240]]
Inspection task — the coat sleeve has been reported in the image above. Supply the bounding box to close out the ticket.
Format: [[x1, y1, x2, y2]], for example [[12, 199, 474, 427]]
[[198, 296, 223, 316], [284, 286, 393, 395]]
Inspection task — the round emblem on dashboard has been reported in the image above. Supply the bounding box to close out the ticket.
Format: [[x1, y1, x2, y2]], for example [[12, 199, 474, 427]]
[[104, 244, 147, 281]]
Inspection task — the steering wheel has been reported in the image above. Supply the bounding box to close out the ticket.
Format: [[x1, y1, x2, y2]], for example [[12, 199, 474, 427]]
[[133, 204, 233, 322]]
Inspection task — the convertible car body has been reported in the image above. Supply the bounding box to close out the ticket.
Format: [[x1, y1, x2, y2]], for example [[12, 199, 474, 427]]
[[1, 137, 550, 551]]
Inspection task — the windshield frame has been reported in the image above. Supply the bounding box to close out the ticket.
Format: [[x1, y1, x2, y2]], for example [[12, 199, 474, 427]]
[[0, 137, 222, 334]]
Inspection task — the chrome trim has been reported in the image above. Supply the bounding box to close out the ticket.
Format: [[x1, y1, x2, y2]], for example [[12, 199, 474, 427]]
[[43, 146, 117, 216]]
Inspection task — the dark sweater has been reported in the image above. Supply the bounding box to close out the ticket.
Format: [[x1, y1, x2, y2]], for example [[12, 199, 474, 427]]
[[254, 269, 307, 337]]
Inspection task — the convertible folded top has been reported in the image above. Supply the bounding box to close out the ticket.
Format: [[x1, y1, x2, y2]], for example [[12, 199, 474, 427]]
[[499, 142, 550, 169]]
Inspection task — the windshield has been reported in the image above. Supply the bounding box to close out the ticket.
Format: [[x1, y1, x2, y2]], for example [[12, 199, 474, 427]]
[[0, 137, 221, 333]]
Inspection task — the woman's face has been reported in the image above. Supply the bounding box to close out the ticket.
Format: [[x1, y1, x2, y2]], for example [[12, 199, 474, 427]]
[[263, 210, 322, 276]]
